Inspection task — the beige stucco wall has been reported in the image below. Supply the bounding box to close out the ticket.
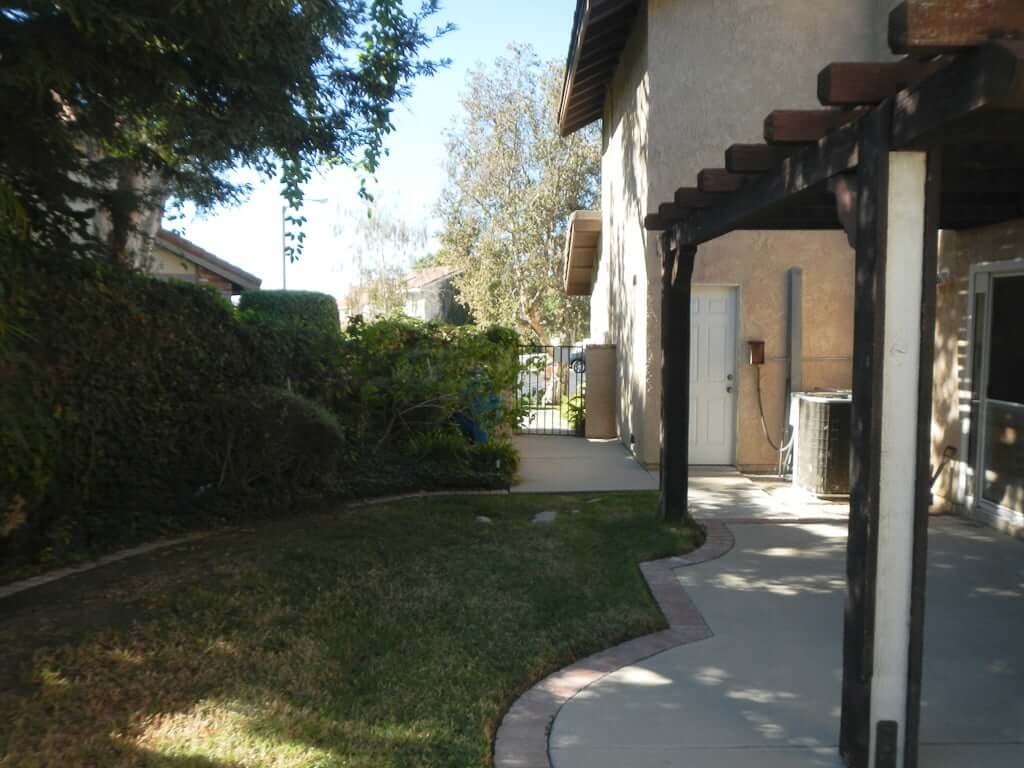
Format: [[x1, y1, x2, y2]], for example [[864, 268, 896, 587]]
[[597, 12, 651, 460], [931, 220, 1024, 526], [615, 0, 885, 469], [689, 232, 854, 470], [149, 243, 195, 280]]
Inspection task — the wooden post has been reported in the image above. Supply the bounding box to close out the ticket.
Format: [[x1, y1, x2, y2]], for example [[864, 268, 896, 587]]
[[903, 147, 941, 768], [841, 103, 890, 768], [840, 99, 935, 768], [659, 228, 696, 524]]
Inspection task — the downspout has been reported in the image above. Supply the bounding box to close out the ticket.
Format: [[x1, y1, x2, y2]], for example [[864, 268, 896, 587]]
[[782, 267, 803, 475]]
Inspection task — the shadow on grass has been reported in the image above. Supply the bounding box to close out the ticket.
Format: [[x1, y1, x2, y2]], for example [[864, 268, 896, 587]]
[[0, 492, 698, 767]]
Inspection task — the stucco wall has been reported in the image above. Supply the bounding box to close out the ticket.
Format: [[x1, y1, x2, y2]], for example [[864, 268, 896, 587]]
[[599, 12, 651, 461], [619, 0, 886, 469], [932, 219, 1024, 528], [689, 232, 854, 470], [149, 243, 195, 281]]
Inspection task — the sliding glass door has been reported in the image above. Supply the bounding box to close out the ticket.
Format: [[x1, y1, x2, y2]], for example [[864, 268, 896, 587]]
[[966, 265, 1024, 525]]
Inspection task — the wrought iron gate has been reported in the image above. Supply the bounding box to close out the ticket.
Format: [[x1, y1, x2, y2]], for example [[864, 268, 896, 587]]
[[516, 344, 586, 436]]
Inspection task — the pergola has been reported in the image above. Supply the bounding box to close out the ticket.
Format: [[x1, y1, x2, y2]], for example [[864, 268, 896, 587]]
[[644, 3, 1024, 768]]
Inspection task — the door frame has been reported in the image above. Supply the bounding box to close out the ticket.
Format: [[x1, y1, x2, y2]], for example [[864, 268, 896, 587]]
[[689, 283, 740, 466], [961, 257, 1024, 527]]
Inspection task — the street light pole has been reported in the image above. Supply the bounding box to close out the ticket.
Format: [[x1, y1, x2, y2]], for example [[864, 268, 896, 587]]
[[281, 198, 328, 291]]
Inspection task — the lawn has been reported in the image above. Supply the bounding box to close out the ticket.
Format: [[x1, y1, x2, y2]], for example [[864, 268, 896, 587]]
[[0, 492, 699, 768]]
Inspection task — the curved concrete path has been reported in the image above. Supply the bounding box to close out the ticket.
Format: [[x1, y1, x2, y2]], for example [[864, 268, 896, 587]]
[[548, 516, 1023, 768], [498, 442, 1023, 768]]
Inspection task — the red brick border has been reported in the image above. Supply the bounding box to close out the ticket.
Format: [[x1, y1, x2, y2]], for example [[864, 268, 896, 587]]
[[493, 519, 735, 768]]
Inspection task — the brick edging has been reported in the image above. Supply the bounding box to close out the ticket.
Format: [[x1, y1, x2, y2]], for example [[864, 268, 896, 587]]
[[493, 519, 735, 768]]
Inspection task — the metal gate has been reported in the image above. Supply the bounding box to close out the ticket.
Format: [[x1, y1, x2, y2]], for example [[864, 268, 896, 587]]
[[516, 344, 586, 436]]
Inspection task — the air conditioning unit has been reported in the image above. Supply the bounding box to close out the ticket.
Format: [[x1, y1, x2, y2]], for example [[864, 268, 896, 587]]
[[791, 391, 852, 497]]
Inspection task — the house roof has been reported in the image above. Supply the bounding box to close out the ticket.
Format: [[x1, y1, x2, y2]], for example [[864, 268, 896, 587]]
[[563, 211, 602, 295], [404, 265, 458, 290], [558, 0, 642, 137], [156, 229, 262, 291]]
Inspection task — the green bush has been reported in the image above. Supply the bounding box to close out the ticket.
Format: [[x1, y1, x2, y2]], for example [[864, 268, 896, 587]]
[[201, 387, 347, 494], [239, 290, 340, 335], [341, 316, 521, 450], [2, 242, 520, 575], [2, 244, 249, 566]]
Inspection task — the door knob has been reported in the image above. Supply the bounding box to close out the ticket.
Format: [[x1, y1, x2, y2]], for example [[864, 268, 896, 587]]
[[726, 386, 733, 394]]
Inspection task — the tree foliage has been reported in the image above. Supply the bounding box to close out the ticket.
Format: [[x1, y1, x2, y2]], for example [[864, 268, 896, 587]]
[[0, 1, 449, 259], [339, 206, 427, 318], [436, 45, 600, 343]]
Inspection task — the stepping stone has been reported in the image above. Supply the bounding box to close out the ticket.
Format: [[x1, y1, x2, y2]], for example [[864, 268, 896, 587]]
[[476, 515, 493, 524], [532, 510, 558, 524]]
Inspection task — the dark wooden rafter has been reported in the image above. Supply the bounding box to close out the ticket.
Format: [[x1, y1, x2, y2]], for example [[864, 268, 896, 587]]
[[668, 120, 860, 241], [725, 143, 799, 173], [817, 59, 947, 106], [890, 0, 1024, 57], [764, 109, 864, 143], [892, 40, 1024, 147], [697, 168, 755, 193]]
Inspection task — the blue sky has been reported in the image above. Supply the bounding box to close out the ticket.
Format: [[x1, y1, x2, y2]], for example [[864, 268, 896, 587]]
[[167, 0, 578, 298]]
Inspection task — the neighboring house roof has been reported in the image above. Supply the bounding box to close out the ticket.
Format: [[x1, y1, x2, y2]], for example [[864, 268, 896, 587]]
[[404, 265, 458, 290], [559, 0, 642, 136], [155, 229, 262, 291], [563, 210, 601, 296]]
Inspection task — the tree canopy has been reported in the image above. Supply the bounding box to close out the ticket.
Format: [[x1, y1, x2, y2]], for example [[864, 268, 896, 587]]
[[436, 45, 600, 343], [0, 1, 449, 258]]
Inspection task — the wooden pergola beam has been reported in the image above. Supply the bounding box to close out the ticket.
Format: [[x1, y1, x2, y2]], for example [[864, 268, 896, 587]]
[[892, 40, 1024, 147], [673, 121, 860, 244], [697, 168, 751, 193], [890, 0, 1024, 57], [674, 187, 721, 207], [725, 143, 798, 173], [817, 59, 947, 106], [765, 109, 864, 143]]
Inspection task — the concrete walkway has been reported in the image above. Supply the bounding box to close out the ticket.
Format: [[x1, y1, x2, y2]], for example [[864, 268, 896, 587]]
[[512, 435, 658, 493], [549, 510, 1024, 767]]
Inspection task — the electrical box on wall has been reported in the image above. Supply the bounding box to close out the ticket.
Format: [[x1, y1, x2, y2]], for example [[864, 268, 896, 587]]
[[748, 340, 765, 366]]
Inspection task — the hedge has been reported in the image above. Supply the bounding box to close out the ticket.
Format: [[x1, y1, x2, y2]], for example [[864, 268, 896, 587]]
[[1, 240, 520, 575], [2, 245, 250, 567], [238, 290, 340, 334]]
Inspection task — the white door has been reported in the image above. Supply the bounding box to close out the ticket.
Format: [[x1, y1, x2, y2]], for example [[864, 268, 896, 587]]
[[689, 287, 737, 464]]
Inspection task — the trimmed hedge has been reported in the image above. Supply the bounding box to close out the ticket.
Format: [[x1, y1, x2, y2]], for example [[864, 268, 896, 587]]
[[239, 290, 340, 334], [2, 245, 249, 566], [2, 241, 520, 575]]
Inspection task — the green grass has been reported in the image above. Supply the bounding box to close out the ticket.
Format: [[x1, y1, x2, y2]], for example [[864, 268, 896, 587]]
[[0, 492, 699, 768]]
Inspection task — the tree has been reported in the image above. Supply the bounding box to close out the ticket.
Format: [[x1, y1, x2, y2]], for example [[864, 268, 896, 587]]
[[0, 1, 450, 261], [338, 205, 426, 319], [436, 45, 599, 344]]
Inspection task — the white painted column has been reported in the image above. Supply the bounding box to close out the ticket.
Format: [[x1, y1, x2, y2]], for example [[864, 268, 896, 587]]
[[868, 151, 928, 768]]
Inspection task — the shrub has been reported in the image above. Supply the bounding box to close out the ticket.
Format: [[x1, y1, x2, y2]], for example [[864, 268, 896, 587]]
[[341, 316, 521, 450], [2, 242, 521, 574], [1, 245, 249, 566], [239, 290, 340, 335], [201, 387, 347, 494]]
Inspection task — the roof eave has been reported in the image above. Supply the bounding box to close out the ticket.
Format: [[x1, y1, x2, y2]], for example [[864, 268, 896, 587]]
[[557, 0, 642, 137]]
